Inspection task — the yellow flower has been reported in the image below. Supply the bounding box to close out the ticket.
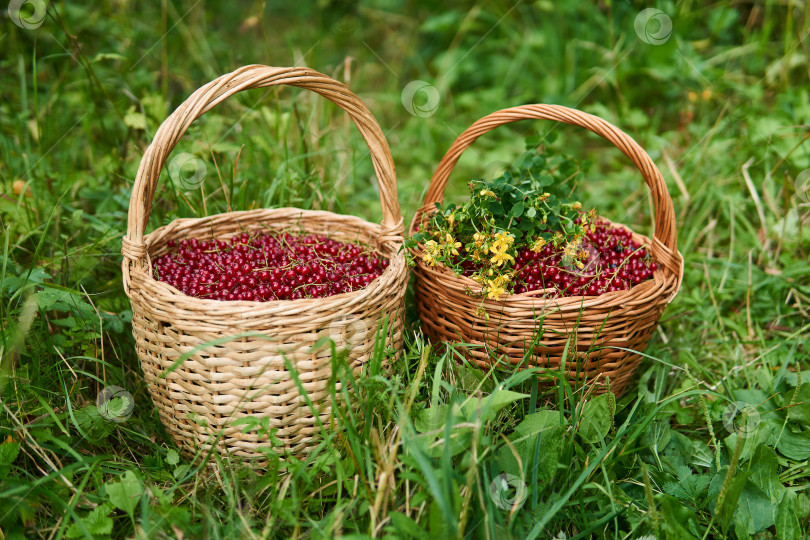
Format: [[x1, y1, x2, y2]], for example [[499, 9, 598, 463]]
[[444, 233, 461, 255], [493, 231, 515, 246], [563, 240, 581, 260], [471, 274, 484, 284], [490, 246, 514, 267], [571, 201, 582, 210], [539, 192, 551, 201], [486, 279, 507, 300], [473, 232, 487, 247], [422, 240, 439, 266], [447, 212, 455, 228], [480, 189, 496, 198], [531, 237, 547, 252]]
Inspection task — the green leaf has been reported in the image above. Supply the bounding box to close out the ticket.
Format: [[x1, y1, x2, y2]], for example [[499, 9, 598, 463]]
[[716, 471, 752, 532], [497, 410, 564, 482], [514, 409, 559, 436], [388, 511, 429, 538], [646, 419, 672, 470], [414, 404, 448, 434], [73, 406, 116, 443], [413, 404, 472, 458], [788, 384, 810, 426], [663, 465, 712, 508], [165, 449, 179, 466], [775, 494, 802, 540], [488, 201, 504, 215], [460, 389, 528, 421], [105, 470, 144, 517], [776, 426, 810, 461], [1, 267, 51, 294], [510, 201, 525, 218], [0, 441, 20, 478], [535, 174, 554, 188], [690, 439, 715, 469], [66, 502, 114, 538], [526, 207, 537, 218], [797, 493, 810, 522], [659, 495, 700, 539], [749, 445, 785, 504], [578, 393, 612, 444], [34, 287, 95, 317], [123, 107, 147, 130], [173, 464, 191, 479], [734, 481, 776, 534]]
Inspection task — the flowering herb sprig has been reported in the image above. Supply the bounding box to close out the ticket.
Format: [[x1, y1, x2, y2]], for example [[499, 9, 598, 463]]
[[406, 136, 598, 300]]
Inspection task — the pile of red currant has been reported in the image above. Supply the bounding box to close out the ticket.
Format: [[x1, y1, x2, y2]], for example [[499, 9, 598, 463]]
[[152, 231, 388, 301], [461, 221, 657, 298]]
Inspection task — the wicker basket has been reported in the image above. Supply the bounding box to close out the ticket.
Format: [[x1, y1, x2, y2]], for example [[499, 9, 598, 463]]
[[411, 105, 684, 396], [121, 65, 407, 461]]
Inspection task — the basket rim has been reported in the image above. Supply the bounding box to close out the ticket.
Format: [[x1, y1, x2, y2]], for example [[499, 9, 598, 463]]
[[124, 206, 407, 310], [410, 215, 683, 309]]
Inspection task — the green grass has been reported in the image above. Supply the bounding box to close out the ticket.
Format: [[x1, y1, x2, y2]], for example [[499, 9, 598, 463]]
[[1, 1, 809, 538]]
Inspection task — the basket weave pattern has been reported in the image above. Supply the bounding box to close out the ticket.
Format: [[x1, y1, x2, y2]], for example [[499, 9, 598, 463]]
[[411, 105, 684, 396], [122, 66, 407, 459]]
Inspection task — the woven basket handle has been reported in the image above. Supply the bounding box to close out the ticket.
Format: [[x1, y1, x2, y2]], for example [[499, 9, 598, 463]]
[[123, 65, 400, 261], [422, 104, 678, 253]]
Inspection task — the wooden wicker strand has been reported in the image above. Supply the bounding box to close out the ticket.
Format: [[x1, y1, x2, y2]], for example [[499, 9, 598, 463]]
[[122, 66, 407, 461], [411, 104, 684, 396]]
